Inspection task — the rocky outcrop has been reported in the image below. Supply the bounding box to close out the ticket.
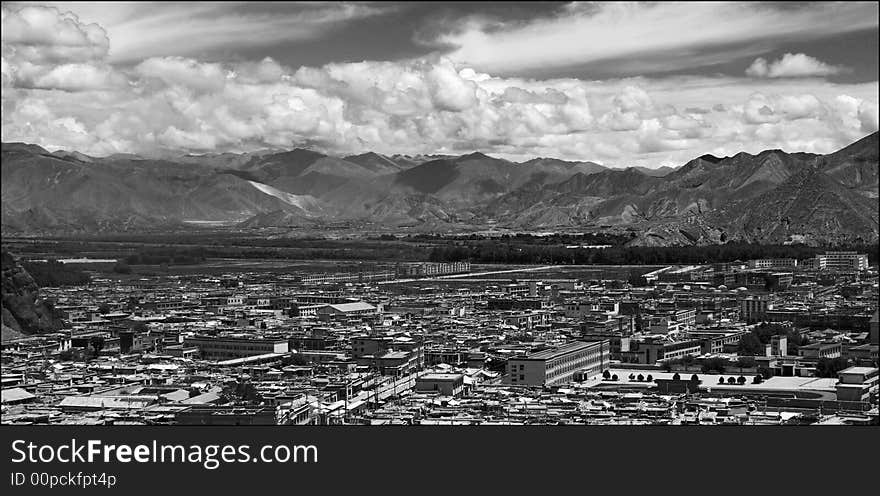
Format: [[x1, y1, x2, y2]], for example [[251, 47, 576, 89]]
[[1, 248, 63, 340]]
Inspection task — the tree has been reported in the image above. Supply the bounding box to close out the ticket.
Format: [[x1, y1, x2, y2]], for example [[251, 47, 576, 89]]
[[637, 374, 644, 382], [88, 336, 105, 359], [690, 374, 699, 382], [222, 380, 262, 404], [815, 357, 850, 378], [752, 375, 763, 384], [681, 354, 695, 371], [727, 377, 737, 384], [602, 370, 611, 380], [646, 374, 653, 382], [672, 372, 681, 381], [737, 376, 746, 385], [112, 262, 131, 274], [98, 303, 112, 314], [629, 373, 635, 380], [735, 356, 757, 372], [611, 374, 618, 381], [718, 377, 725, 385], [701, 357, 727, 374], [737, 333, 764, 356]]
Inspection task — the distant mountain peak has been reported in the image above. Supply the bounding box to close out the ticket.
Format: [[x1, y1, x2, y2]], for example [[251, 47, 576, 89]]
[[697, 153, 722, 163], [458, 151, 494, 161]]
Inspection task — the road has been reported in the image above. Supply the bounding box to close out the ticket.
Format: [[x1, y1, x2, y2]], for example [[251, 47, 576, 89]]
[[379, 265, 555, 284]]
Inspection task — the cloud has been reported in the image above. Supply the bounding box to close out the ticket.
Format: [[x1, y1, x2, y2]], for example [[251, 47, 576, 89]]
[[857, 100, 879, 133], [1, 5, 119, 91], [431, 2, 878, 75], [1, 4, 108, 62], [1, 3, 878, 169], [7, 2, 398, 63], [746, 53, 847, 78]]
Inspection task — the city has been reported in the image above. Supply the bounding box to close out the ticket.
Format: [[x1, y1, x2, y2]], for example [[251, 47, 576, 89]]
[[3, 249, 877, 425]]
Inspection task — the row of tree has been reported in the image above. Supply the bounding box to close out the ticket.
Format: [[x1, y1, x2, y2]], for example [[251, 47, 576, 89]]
[[21, 260, 91, 287], [429, 242, 879, 265]]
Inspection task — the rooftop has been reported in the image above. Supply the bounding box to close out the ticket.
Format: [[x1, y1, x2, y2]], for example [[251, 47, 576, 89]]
[[526, 341, 604, 360]]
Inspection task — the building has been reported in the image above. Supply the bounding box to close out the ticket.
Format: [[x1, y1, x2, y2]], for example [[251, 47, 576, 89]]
[[740, 297, 769, 324], [687, 329, 750, 354], [835, 366, 878, 402], [184, 335, 289, 361], [563, 300, 619, 319], [748, 258, 798, 269], [647, 309, 696, 334], [396, 262, 470, 278], [316, 302, 379, 319], [487, 298, 549, 311], [798, 341, 842, 360], [770, 335, 788, 357], [628, 338, 703, 364], [351, 335, 424, 375], [501, 311, 551, 330], [815, 251, 869, 271], [505, 340, 609, 387], [415, 373, 465, 397]]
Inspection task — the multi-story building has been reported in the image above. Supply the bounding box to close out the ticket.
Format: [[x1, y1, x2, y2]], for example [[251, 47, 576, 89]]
[[835, 367, 879, 402], [815, 251, 869, 271], [505, 340, 609, 386], [686, 329, 751, 354], [798, 341, 842, 360], [647, 309, 696, 334], [622, 338, 703, 364], [396, 262, 470, 278], [184, 335, 289, 361], [748, 258, 798, 269], [739, 296, 770, 323], [502, 311, 551, 330], [562, 300, 619, 319]]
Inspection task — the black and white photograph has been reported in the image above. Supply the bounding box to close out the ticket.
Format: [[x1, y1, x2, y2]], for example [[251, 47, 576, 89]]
[[1, 0, 878, 440]]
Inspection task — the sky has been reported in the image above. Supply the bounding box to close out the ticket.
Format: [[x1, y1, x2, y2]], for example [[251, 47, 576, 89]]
[[1, 1, 878, 168]]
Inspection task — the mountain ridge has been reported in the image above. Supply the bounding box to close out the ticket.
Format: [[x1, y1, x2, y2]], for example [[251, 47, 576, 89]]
[[2, 133, 877, 245]]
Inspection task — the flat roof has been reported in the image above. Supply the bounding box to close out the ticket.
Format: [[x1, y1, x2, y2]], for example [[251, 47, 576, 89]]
[[839, 366, 879, 375], [524, 341, 604, 361], [418, 373, 464, 381], [328, 302, 376, 312]]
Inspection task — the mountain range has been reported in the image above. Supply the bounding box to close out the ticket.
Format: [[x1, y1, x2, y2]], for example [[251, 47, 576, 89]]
[[2, 132, 877, 246]]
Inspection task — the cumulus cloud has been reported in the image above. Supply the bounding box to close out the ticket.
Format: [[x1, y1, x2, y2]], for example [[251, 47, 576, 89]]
[[1, 5, 119, 91], [746, 53, 846, 78], [1, 5, 108, 62], [0, 4, 878, 169]]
